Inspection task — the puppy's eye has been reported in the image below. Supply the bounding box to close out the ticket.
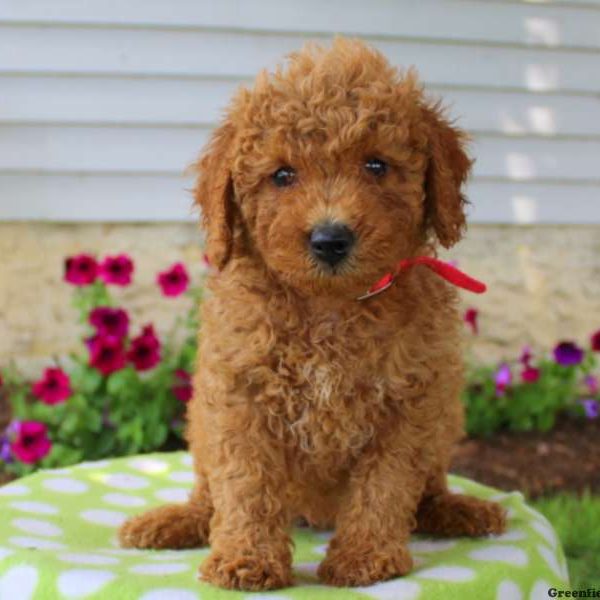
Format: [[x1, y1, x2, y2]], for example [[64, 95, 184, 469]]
[[365, 158, 388, 177], [272, 166, 296, 188]]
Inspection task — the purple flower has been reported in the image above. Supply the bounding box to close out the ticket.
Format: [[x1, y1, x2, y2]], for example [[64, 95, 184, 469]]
[[495, 363, 512, 397], [553, 341, 584, 367], [89, 307, 129, 340], [0, 436, 12, 463], [584, 375, 599, 395], [519, 345, 533, 367], [581, 398, 599, 420]]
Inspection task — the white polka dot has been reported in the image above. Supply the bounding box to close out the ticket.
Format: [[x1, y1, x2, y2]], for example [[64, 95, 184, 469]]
[[357, 578, 422, 599], [416, 565, 475, 581], [80, 509, 128, 527], [529, 579, 552, 600], [531, 520, 558, 549], [409, 539, 456, 553], [537, 543, 564, 580], [244, 596, 294, 600], [9, 536, 67, 550], [0, 483, 30, 496], [493, 529, 526, 542], [294, 561, 319, 579], [128, 458, 169, 474], [154, 488, 189, 503], [448, 484, 465, 494], [470, 544, 528, 566], [180, 454, 193, 466], [140, 590, 199, 600], [497, 579, 523, 600], [56, 552, 120, 566], [315, 531, 333, 541], [77, 460, 110, 470], [148, 549, 207, 561], [57, 569, 116, 598], [129, 562, 190, 575], [312, 543, 328, 555], [102, 493, 147, 508], [99, 548, 147, 557], [0, 547, 14, 560], [101, 473, 149, 490], [0, 565, 38, 600], [12, 518, 63, 537], [9, 500, 59, 515], [168, 471, 195, 484], [43, 478, 89, 494]]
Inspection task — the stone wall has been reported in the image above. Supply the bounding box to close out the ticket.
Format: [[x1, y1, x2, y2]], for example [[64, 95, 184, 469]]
[[1, 223, 598, 376]]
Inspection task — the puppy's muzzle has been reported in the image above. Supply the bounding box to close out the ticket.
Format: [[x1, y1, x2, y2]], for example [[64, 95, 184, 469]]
[[309, 223, 355, 268]]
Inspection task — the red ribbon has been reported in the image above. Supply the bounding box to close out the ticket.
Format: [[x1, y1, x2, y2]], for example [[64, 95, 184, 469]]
[[357, 256, 486, 300]]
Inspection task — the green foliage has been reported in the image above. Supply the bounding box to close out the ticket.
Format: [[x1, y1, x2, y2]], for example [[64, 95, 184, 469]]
[[532, 492, 600, 589]]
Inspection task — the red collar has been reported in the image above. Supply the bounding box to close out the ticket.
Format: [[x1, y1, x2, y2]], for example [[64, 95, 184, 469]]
[[357, 256, 486, 301]]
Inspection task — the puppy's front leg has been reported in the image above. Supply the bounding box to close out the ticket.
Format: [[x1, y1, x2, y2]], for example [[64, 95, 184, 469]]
[[318, 423, 427, 587], [199, 404, 292, 591]]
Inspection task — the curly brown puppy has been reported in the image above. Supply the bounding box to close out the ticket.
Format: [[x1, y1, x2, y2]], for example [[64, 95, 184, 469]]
[[119, 38, 506, 590]]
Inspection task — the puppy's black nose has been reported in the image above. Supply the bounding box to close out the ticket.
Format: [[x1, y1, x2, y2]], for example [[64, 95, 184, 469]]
[[309, 223, 355, 267]]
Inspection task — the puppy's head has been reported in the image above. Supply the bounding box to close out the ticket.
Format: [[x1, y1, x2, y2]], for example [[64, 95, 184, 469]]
[[194, 38, 471, 296]]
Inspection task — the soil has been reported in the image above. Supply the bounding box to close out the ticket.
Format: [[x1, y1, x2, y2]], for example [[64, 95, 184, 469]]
[[1, 386, 598, 496], [451, 417, 600, 498]]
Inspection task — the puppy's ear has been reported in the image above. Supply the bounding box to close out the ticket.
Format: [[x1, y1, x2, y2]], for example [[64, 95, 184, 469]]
[[422, 102, 472, 248], [192, 122, 236, 270]]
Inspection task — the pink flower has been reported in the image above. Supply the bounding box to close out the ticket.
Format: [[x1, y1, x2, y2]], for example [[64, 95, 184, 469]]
[[10, 421, 52, 464], [584, 375, 599, 395], [553, 341, 584, 367], [495, 363, 512, 397], [88, 336, 126, 375], [581, 398, 599, 420], [172, 369, 193, 403], [157, 263, 189, 297], [32, 368, 72, 405], [99, 255, 134, 286], [521, 366, 540, 384], [591, 329, 600, 352], [464, 308, 478, 335], [89, 307, 129, 340], [128, 325, 161, 372], [519, 345, 533, 367], [64, 254, 98, 286]]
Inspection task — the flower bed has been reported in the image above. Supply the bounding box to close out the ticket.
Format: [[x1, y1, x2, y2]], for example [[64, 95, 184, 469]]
[[0, 255, 598, 479]]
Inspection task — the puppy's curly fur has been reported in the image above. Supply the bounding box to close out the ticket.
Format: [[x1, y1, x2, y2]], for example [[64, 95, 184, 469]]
[[119, 38, 506, 590]]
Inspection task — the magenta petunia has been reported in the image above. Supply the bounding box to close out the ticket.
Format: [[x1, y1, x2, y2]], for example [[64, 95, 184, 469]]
[[128, 325, 161, 372], [157, 263, 190, 297], [99, 254, 134, 286], [581, 398, 599, 420], [521, 366, 540, 384], [584, 374, 599, 395], [591, 329, 600, 352], [172, 369, 193, 403], [89, 307, 129, 340], [494, 363, 512, 397], [64, 254, 98, 286], [10, 421, 52, 464], [463, 308, 478, 335], [553, 341, 584, 367], [32, 367, 72, 405], [88, 335, 127, 375], [519, 345, 533, 367]]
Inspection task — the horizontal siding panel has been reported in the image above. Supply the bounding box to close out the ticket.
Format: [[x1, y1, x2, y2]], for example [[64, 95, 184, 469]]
[[1, 0, 599, 50], [1, 125, 598, 182], [3, 75, 600, 137], [1, 26, 599, 93], [1, 174, 598, 224]]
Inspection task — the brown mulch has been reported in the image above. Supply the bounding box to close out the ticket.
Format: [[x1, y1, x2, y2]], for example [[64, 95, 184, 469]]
[[452, 416, 600, 498], [1, 385, 599, 496]]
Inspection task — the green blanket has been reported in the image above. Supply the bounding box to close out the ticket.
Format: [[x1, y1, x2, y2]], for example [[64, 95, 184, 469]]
[[0, 452, 568, 599]]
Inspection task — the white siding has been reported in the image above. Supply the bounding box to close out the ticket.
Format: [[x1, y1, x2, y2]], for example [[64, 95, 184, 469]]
[[0, 0, 599, 224]]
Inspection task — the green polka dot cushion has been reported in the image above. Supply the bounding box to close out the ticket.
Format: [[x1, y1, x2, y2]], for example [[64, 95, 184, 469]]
[[0, 452, 568, 600]]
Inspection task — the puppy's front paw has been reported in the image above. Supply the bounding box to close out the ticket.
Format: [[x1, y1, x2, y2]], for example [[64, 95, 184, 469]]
[[318, 543, 413, 587], [200, 549, 292, 591]]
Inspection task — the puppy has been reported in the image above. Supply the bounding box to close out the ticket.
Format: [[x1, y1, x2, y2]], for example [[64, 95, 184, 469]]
[[119, 38, 506, 591]]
